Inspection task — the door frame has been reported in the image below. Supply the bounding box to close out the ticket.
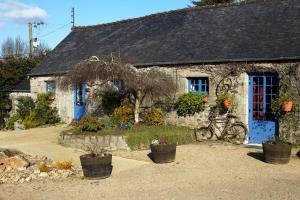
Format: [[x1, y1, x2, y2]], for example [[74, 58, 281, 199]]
[[248, 72, 279, 143], [73, 83, 86, 121]]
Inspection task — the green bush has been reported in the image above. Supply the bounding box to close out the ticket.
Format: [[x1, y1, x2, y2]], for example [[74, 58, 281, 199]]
[[99, 116, 119, 129], [127, 125, 195, 150], [175, 92, 206, 117], [113, 104, 134, 123], [145, 108, 164, 125], [23, 111, 42, 129], [34, 93, 60, 125], [16, 96, 35, 120], [79, 115, 101, 132], [101, 90, 123, 115], [6, 114, 20, 130], [22, 93, 60, 129]]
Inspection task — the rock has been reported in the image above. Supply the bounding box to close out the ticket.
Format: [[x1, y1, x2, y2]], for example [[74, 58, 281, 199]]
[[41, 156, 47, 161], [25, 176, 32, 182], [19, 178, 25, 183], [0, 152, 9, 162], [14, 122, 25, 131], [39, 172, 49, 178], [0, 148, 15, 156], [5, 155, 29, 170]]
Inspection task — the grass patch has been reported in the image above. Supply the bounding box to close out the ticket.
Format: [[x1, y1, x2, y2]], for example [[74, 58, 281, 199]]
[[126, 125, 195, 150]]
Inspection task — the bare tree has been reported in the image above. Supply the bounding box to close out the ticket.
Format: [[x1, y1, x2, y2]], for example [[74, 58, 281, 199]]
[[15, 36, 27, 57], [60, 55, 177, 123], [34, 41, 51, 56], [1, 37, 28, 58], [1, 37, 14, 57]]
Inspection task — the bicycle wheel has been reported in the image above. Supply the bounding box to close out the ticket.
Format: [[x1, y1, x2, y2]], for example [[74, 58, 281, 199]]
[[195, 127, 213, 141], [227, 123, 247, 144]]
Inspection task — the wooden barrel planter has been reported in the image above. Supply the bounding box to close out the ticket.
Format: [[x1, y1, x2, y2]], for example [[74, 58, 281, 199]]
[[262, 142, 292, 164], [80, 154, 113, 179], [150, 144, 176, 164]]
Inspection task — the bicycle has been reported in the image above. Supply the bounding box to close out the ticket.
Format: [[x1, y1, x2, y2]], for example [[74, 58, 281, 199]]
[[195, 113, 248, 144]]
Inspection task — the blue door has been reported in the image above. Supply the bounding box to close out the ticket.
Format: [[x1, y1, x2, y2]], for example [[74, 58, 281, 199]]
[[74, 84, 86, 121], [248, 74, 279, 143]]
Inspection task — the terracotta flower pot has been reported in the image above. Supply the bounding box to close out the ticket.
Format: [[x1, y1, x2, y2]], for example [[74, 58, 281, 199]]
[[283, 100, 293, 112], [49, 95, 56, 100], [203, 96, 209, 103], [223, 98, 233, 109]]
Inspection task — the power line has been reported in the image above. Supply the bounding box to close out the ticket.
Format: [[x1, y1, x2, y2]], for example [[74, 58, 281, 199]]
[[38, 23, 71, 38]]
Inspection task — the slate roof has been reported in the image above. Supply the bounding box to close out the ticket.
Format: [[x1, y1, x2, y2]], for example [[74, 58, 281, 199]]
[[30, 0, 300, 76], [10, 78, 31, 92]]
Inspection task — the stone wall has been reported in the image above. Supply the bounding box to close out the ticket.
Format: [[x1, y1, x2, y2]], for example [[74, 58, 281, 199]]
[[30, 76, 74, 123], [29, 62, 300, 143], [157, 62, 300, 143], [58, 132, 129, 151], [9, 92, 32, 116]]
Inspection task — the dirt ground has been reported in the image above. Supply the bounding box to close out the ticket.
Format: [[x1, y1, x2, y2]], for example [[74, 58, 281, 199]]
[[1, 140, 300, 200]]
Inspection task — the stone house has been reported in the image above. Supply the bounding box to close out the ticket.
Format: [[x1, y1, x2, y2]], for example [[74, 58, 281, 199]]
[[25, 0, 300, 143]]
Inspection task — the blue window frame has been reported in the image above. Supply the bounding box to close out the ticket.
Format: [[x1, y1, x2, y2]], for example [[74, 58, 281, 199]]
[[112, 80, 124, 91], [251, 75, 278, 121], [46, 81, 56, 93], [188, 77, 209, 94]]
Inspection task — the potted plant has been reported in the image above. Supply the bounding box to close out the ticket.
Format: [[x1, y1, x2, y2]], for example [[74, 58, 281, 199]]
[[216, 92, 235, 112], [150, 139, 176, 164], [262, 137, 292, 164], [203, 95, 209, 103], [281, 92, 293, 112], [80, 143, 113, 179], [266, 87, 298, 164]]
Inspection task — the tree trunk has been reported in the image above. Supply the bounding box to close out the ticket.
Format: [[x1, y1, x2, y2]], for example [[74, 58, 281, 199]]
[[134, 90, 141, 123]]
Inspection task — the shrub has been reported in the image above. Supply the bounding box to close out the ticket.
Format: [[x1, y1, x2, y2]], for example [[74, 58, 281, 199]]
[[55, 160, 73, 170], [23, 111, 42, 129], [175, 92, 206, 117], [22, 93, 60, 129], [16, 96, 35, 120], [127, 125, 195, 150], [101, 90, 123, 115], [79, 115, 101, 132], [34, 93, 60, 125], [6, 114, 20, 130], [99, 116, 119, 129], [38, 163, 51, 173], [113, 104, 134, 123], [145, 108, 164, 125]]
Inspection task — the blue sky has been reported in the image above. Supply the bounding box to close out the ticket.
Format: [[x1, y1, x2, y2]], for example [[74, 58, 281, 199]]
[[0, 0, 191, 50]]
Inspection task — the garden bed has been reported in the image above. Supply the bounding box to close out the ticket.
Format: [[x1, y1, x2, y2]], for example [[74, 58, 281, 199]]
[[59, 125, 195, 151]]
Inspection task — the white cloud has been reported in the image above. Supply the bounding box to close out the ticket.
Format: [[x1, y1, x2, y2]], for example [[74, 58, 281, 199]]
[[0, 0, 47, 25]]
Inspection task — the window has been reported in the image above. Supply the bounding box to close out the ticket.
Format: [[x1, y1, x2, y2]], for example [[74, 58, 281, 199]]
[[112, 80, 124, 91], [46, 81, 56, 93], [188, 77, 209, 94], [76, 84, 84, 106]]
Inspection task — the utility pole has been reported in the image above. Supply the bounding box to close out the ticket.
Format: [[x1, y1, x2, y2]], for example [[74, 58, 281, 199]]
[[71, 8, 75, 30], [28, 22, 33, 57]]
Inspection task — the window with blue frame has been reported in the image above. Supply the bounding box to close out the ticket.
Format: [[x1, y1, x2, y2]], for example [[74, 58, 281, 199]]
[[45, 81, 56, 93], [112, 80, 124, 91], [187, 77, 209, 94]]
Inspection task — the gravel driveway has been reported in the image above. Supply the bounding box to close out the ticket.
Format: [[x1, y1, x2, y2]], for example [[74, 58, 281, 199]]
[[1, 131, 300, 200]]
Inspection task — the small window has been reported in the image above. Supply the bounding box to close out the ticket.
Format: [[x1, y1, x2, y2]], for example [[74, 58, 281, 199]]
[[76, 84, 84, 106], [188, 77, 209, 94], [46, 81, 56, 93], [112, 80, 124, 91]]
